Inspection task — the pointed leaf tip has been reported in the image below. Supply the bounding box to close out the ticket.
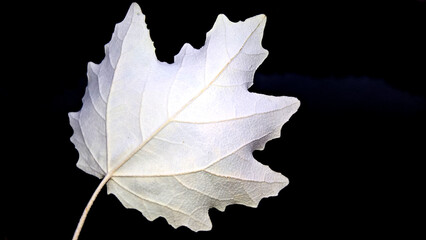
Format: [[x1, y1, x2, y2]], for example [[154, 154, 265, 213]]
[[129, 2, 142, 13], [123, 2, 145, 23]]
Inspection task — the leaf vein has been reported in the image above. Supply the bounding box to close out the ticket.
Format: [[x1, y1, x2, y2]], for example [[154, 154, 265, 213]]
[[113, 125, 277, 178], [87, 89, 105, 120], [172, 102, 298, 124], [76, 117, 105, 174], [173, 176, 231, 202], [105, 12, 134, 171], [112, 178, 208, 227]]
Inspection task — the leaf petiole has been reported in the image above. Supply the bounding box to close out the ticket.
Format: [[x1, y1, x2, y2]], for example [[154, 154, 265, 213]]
[[72, 173, 112, 240]]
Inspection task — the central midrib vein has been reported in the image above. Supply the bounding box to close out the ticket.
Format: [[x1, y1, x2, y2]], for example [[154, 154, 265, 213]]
[[105, 16, 266, 180]]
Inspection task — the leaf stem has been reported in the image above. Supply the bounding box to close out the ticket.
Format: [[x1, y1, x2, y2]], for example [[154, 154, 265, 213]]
[[72, 173, 112, 240]]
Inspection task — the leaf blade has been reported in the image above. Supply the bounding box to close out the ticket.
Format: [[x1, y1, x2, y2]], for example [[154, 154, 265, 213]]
[[69, 2, 300, 233]]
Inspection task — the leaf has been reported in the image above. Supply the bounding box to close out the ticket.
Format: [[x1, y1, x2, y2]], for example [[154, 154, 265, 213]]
[[69, 2, 300, 235]]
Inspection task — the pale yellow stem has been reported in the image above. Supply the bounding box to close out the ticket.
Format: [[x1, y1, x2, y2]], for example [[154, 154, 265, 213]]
[[72, 173, 112, 240]]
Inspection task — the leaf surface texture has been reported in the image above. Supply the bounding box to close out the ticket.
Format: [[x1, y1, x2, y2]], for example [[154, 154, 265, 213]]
[[69, 3, 300, 231]]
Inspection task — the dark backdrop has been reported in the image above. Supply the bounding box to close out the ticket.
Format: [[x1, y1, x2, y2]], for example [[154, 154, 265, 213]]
[[3, 1, 424, 239]]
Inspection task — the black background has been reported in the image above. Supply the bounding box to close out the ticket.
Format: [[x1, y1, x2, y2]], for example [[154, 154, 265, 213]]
[[2, 0, 425, 239]]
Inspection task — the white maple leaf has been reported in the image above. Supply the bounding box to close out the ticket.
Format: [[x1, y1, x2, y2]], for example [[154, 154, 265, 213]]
[[69, 2, 299, 239]]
